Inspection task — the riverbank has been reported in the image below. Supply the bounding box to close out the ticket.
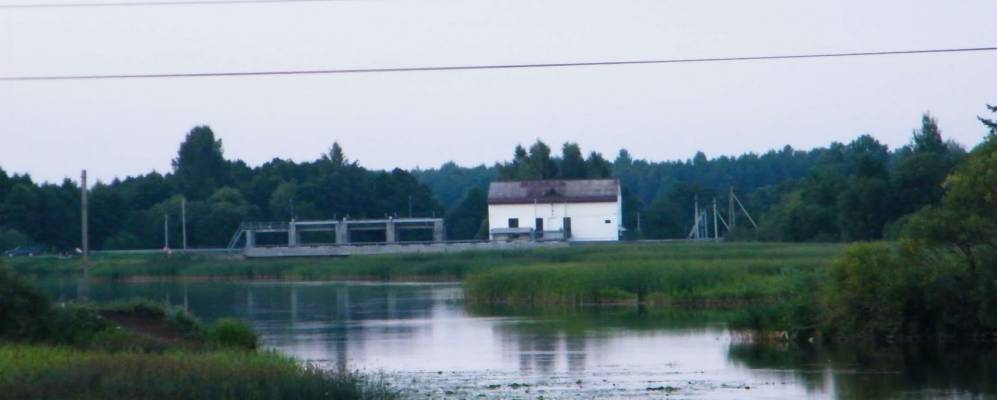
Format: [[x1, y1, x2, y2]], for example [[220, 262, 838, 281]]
[[0, 265, 397, 400], [9, 241, 844, 283]]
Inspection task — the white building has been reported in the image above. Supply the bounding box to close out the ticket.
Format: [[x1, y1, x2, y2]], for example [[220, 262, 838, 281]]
[[487, 179, 622, 242]]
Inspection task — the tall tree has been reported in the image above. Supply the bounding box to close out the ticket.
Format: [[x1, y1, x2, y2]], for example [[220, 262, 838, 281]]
[[496, 145, 529, 181], [526, 140, 559, 179], [559, 143, 587, 179], [172, 126, 231, 200], [191, 187, 258, 247], [904, 127, 997, 266], [88, 182, 126, 249], [323, 142, 348, 167], [892, 114, 964, 216], [445, 187, 488, 240], [585, 151, 613, 178], [836, 136, 895, 240], [0, 168, 10, 201], [411, 162, 495, 209], [911, 114, 946, 153], [0, 184, 40, 241], [978, 104, 997, 136]]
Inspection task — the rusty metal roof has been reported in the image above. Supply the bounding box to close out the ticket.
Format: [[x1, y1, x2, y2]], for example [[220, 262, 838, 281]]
[[487, 179, 619, 205]]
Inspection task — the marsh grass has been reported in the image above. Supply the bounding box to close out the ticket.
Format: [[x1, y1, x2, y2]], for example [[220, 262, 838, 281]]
[[10, 242, 844, 284], [464, 244, 839, 307], [0, 345, 397, 400]]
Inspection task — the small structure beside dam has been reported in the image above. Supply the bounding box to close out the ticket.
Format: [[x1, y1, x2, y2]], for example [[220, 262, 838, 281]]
[[244, 240, 567, 258], [228, 217, 567, 258], [229, 217, 445, 248]]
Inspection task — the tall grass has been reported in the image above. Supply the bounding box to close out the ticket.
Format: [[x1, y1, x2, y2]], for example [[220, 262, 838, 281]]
[[465, 244, 838, 306], [10, 242, 845, 283], [0, 345, 396, 400]]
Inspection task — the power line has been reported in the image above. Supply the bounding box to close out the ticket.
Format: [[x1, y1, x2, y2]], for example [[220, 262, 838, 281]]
[[0, 0, 362, 9], [2, 46, 995, 82]]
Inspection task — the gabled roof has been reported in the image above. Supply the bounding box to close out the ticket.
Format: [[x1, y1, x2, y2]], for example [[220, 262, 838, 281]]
[[487, 179, 619, 205]]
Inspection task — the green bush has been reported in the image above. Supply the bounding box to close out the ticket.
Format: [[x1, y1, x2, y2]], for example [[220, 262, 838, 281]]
[[100, 298, 169, 318], [208, 318, 258, 350], [0, 228, 32, 253], [44, 303, 113, 346], [819, 243, 911, 338], [167, 307, 206, 340], [819, 242, 995, 340], [0, 264, 52, 340]]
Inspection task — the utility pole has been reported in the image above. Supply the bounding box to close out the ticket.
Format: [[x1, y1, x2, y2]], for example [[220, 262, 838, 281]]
[[729, 187, 736, 230], [163, 213, 170, 251], [733, 192, 759, 229], [693, 195, 699, 240], [80, 170, 89, 265], [712, 197, 719, 242], [181, 197, 187, 251], [636, 211, 642, 234], [408, 195, 413, 218]]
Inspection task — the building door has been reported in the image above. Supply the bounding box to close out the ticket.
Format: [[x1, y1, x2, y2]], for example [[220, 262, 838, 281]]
[[563, 217, 572, 239], [535, 218, 544, 240]]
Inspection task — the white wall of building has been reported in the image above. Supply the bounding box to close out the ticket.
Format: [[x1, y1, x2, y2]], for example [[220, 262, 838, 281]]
[[488, 200, 620, 241]]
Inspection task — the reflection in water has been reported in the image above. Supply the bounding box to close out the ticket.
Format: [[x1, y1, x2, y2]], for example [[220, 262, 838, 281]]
[[729, 342, 997, 400], [40, 279, 997, 399]]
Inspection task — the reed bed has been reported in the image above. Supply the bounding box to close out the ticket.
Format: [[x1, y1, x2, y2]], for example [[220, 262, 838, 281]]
[[10, 242, 843, 283], [464, 245, 839, 306], [0, 345, 396, 400]]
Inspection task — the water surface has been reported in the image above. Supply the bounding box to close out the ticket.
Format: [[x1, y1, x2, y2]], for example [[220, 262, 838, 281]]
[[43, 279, 996, 399]]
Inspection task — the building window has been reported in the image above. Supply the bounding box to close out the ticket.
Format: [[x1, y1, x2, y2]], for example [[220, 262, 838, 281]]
[[605, 219, 611, 224], [508, 218, 519, 228]]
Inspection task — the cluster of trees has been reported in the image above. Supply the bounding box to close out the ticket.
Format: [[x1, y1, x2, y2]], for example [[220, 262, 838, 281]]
[[819, 115, 997, 339], [416, 139, 832, 240], [757, 115, 966, 242], [424, 141, 615, 240], [495, 141, 614, 181], [418, 109, 991, 243], [0, 126, 441, 250], [2, 107, 993, 250]]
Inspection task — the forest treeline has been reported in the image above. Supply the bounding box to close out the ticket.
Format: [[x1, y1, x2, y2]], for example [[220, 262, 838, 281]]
[[0, 128, 442, 250], [420, 108, 991, 241], [1, 106, 994, 251]]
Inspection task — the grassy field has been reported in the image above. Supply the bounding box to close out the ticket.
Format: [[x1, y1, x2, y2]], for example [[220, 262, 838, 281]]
[[9, 242, 844, 284]]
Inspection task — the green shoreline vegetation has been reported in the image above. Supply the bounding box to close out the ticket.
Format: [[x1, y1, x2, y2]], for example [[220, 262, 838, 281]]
[[9, 241, 842, 283], [464, 243, 838, 306], [0, 265, 397, 400], [470, 131, 997, 342]]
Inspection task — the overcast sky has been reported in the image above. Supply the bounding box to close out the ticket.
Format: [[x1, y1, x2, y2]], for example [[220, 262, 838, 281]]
[[1, 0, 995, 184]]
